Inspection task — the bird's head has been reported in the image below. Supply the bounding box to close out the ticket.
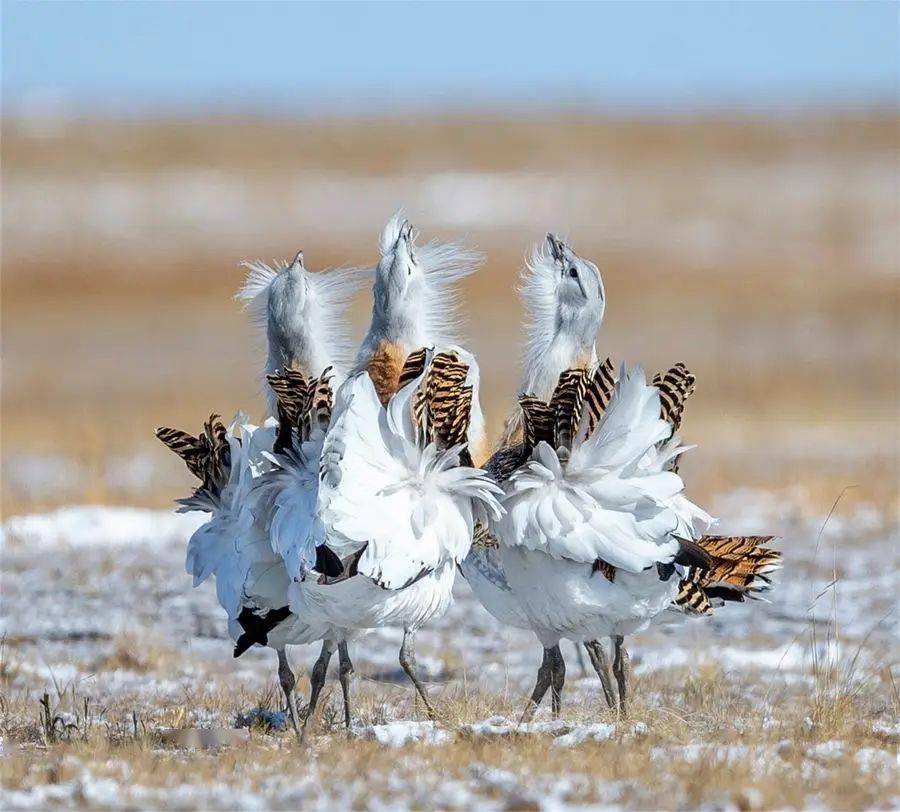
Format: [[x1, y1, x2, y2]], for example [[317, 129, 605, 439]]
[[545, 233, 605, 335], [280, 250, 309, 310], [373, 212, 426, 329]]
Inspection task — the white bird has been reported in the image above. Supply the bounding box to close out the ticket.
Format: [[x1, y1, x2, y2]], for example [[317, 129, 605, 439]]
[[292, 348, 504, 721], [461, 234, 619, 707], [157, 250, 367, 738], [236, 250, 367, 412], [467, 236, 779, 718], [243, 213, 489, 736]]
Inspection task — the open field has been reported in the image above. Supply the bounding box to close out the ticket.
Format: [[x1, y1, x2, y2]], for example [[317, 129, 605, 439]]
[[1, 492, 898, 809], [2, 113, 899, 808]]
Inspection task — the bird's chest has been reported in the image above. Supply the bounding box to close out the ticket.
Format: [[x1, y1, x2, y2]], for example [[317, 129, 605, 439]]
[[366, 340, 410, 405]]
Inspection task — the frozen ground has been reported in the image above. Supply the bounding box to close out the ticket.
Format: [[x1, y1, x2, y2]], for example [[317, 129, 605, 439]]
[[1, 492, 898, 809]]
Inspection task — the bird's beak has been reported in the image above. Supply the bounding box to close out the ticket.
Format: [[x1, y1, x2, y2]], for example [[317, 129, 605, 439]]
[[290, 250, 305, 271], [546, 233, 563, 263]]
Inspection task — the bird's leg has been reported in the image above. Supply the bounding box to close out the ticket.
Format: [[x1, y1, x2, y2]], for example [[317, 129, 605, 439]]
[[338, 641, 354, 731], [399, 629, 436, 720], [301, 638, 336, 742], [584, 640, 617, 710], [549, 644, 566, 719], [519, 647, 554, 723], [573, 640, 589, 678], [612, 635, 630, 717], [276, 648, 301, 742]]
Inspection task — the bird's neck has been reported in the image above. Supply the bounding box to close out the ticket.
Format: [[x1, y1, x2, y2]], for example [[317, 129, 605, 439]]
[[521, 331, 598, 401], [356, 302, 428, 403]]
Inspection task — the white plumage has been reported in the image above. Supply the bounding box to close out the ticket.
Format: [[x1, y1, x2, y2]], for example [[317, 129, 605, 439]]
[[492, 365, 712, 641], [294, 359, 503, 715]]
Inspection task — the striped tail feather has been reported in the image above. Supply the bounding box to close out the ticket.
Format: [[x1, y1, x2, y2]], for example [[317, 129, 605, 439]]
[[301, 367, 335, 438], [398, 347, 429, 389], [549, 368, 590, 451], [674, 534, 781, 615], [267, 366, 335, 452], [155, 426, 207, 480], [519, 395, 555, 453], [423, 351, 474, 452], [581, 357, 616, 436], [653, 362, 696, 432], [155, 413, 231, 495]]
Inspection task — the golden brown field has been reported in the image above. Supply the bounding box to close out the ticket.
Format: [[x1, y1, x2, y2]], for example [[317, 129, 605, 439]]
[[2, 113, 898, 809]]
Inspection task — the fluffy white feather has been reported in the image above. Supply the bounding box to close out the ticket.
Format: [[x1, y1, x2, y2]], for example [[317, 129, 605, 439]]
[[318, 370, 503, 591], [356, 212, 484, 369], [236, 254, 370, 411], [182, 416, 280, 619], [491, 365, 709, 573]]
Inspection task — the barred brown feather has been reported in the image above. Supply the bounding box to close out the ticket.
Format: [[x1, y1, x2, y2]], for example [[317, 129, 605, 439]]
[[652, 362, 696, 432], [155, 414, 231, 495], [674, 535, 780, 615], [155, 427, 206, 480], [519, 396, 555, 452], [581, 357, 616, 435], [423, 351, 473, 451], [483, 443, 529, 483], [472, 521, 499, 549], [592, 558, 617, 583], [549, 368, 590, 451], [398, 347, 429, 389], [675, 577, 713, 616]]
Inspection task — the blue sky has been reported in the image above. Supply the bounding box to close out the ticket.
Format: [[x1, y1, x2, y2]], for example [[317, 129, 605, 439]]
[[3, 1, 897, 115]]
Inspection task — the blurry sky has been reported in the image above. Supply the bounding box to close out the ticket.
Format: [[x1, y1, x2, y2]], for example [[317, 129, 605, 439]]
[[3, 1, 897, 115]]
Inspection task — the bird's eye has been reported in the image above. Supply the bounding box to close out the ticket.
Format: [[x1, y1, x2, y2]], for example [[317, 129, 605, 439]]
[[568, 267, 578, 278]]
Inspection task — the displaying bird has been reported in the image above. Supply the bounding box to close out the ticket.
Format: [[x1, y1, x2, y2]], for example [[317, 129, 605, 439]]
[[461, 234, 619, 709], [292, 348, 504, 723], [352, 213, 488, 462], [241, 213, 489, 737], [157, 251, 366, 738], [488, 359, 780, 718], [236, 249, 368, 413]]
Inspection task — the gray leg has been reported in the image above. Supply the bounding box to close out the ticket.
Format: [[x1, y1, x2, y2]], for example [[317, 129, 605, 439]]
[[549, 645, 566, 718], [584, 640, 617, 710], [302, 638, 336, 742], [520, 647, 554, 723], [573, 640, 589, 678], [399, 629, 436, 720], [338, 641, 354, 731], [612, 635, 630, 716], [276, 648, 301, 741]]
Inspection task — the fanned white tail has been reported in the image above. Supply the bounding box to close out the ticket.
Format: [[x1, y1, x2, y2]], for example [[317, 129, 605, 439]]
[[318, 369, 503, 591], [491, 365, 710, 573]]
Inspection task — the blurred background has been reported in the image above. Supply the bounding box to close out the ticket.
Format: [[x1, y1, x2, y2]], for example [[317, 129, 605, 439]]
[[2, 1, 898, 517]]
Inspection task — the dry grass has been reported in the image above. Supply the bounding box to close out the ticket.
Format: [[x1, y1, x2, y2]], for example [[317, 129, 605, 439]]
[[2, 112, 898, 808], [2, 650, 897, 809]]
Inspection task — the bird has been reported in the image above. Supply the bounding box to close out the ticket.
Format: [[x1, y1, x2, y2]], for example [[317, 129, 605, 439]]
[[241, 212, 489, 737], [351, 212, 488, 462], [157, 250, 367, 739], [461, 234, 620, 709], [235, 249, 369, 413], [291, 347, 504, 724], [487, 356, 780, 719]]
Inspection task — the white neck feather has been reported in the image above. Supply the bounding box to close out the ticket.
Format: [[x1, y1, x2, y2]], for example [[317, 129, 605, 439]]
[[236, 260, 368, 413], [355, 238, 483, 370]]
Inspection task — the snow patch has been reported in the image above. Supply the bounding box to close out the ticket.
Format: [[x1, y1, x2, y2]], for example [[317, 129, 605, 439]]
[[355, 721, 450, 746], [1, 506, 205, 548], [552, 722, 616, 747]]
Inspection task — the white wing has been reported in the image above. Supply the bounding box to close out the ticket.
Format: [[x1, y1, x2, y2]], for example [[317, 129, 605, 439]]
[[182, 417, 282, 620], [491, 365, 709, 574], [318, 371, 503, 591], [247, 433, 326, 581]]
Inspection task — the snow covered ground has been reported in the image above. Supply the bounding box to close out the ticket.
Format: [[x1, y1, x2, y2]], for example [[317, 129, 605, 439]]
[[1, 493, 897, 809]]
